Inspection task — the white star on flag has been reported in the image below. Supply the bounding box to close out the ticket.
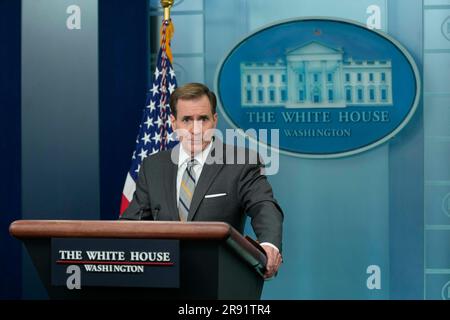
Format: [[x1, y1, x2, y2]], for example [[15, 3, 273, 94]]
[[167, 132, 175, 142], [168, 83, 176, 94], [158, 102, 166, 111], [155, 116, 164, 128], [138, 148, 148, 161], [151, 148, 159, 155], [144, 116, 154, 129], [169, 68, 175, 79], [147, 100, 156, 112], [141, 132, 151, 145], [150, 84, 159, 96], [152, 131, 161, 142], [154, 67, 161, 79]]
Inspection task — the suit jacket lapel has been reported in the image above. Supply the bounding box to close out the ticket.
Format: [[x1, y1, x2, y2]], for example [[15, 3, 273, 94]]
[[163, 146, 179, 220], [187, 163, 223, 221], [188, 140, 225, 221]]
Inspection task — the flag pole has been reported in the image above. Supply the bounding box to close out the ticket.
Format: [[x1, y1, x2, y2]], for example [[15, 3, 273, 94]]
[[161, 0, 174, 21]]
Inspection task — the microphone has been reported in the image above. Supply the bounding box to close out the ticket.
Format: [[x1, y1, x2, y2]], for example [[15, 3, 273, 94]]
[[152, 205, 161, 221], [138, 207, 152, 220]]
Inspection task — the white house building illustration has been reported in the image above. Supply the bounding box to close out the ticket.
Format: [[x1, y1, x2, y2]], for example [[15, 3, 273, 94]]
[[240, 41, 393, 108]]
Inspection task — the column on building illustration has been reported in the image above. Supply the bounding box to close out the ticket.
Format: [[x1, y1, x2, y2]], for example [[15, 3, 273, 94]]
[[321, 60, 327, 103], [280, 73, 287, 104], [286, 59, 296, 105]]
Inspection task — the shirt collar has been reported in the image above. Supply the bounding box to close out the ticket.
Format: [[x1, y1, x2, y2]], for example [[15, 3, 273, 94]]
[[178, 141, 213, 168]]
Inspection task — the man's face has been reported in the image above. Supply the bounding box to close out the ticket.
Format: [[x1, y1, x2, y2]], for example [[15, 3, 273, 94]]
[[170, 95, 218, 156]]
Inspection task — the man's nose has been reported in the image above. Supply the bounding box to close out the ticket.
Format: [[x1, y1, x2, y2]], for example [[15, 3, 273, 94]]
[[192, 121, 203, 135]]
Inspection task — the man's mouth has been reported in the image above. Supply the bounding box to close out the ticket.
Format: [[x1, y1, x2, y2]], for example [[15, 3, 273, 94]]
[[186, 140, 203, 147]]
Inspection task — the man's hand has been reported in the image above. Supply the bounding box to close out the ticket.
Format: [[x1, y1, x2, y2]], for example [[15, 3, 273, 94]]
[[260, 244, 282, 279]]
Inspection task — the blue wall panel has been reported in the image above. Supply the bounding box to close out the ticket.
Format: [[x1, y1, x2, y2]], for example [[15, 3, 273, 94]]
[[0, 0, 22, 300], [99, 0, 150, 220], [21, 0, 100, 298], [387, 0, 424, 300]]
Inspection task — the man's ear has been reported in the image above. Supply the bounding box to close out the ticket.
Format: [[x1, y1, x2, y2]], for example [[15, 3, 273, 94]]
[[170, 114, 176, 130]]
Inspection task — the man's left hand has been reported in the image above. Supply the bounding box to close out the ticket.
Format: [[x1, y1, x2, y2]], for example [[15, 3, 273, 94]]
[[260, 244, 282, 279]]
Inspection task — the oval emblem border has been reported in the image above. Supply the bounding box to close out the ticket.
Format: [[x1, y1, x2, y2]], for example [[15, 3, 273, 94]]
[[215, 17, 421, 159]]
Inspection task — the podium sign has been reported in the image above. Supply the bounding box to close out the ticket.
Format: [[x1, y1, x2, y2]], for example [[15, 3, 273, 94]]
[[51, 238, 179, 288]]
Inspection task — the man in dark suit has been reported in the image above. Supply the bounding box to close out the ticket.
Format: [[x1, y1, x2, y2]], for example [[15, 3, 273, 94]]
[[120, 83, 283, 278]]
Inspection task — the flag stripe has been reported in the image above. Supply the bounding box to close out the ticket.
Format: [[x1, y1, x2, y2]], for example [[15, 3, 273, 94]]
[[120, 195, 130, 215], [122, 173, 136, 202]]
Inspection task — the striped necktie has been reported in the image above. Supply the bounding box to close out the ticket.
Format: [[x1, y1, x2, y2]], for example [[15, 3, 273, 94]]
[[178, 159, 198, 222]]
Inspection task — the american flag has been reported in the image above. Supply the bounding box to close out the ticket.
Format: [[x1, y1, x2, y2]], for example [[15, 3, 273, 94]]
[[120, 19, 178, 215]]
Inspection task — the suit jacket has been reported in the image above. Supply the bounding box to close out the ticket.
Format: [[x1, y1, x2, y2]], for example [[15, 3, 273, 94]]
[[120, 140, 283, 250]]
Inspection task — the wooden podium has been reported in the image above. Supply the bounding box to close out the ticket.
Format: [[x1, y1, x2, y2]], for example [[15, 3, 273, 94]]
[[9, 220, 267, 300]]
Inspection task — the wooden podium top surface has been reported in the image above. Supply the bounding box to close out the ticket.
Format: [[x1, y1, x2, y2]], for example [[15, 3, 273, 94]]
[[10, 220, 234, 240]]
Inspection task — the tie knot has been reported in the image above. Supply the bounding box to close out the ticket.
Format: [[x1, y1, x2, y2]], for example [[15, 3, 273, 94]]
[[187, 159, 198, 170]]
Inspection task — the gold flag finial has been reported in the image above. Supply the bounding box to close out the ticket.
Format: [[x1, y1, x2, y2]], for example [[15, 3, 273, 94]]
[[160, 0, 174, 21]]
